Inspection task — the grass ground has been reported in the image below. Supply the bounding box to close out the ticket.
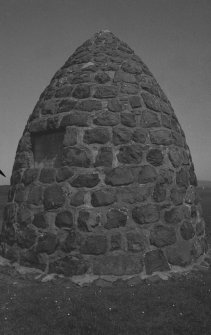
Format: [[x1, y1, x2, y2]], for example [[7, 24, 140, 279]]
[[0, 185, 211, 335]]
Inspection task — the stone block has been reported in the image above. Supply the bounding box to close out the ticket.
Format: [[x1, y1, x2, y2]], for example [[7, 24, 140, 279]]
[[71, 173, 100, 188], [127, 231, 147, 252], [17, 226, 37, 249], [153, 183, 166, 202], [146, 149, 163, 166], [132, 204, 159, 224], [107, 98, 122, 112], [72, 84, 90, 99], [83, 127, 110, 144], [56, 166, 74, 182], [39, 168, 56, 184], [27, 186, 43, 205], [36, 232, 58, 254], [176, 168, 189, 188], [121, 113, 136, 127], [144, 249, 170, 275], [32, 213, 48, 229], [180, 220, 195, 240], [117, 144, 143, 164], [138, 165, 157, 184], [43, 184, 65, 210], [141, 110, 160, 128], [105, 208, 127, 229], [168, 146, 182, 168], [80, 235, 107, 254], [112, 126, 132, 145], [62, 147, 91, 167], [105, 167, 134, 186], [55, 211, 74, 228], [76, 99, 102, 112], [94, 147, 113, 167], [150, 129, 172, 145], [150, 225, 176, 247], [94, 85, 118, 98], [129, 95, 142, 108], [70, 190, 85, 207], [93, 254, 143, 275], [49, 255, 89, 276], [170, 188, 186, 205], [93, 111, 119, 126], [114, 70, 136, 83], [91, 189, 116, 207], [110, 233, 122, 250], [22, 168, 39, 185], [95, 71, 110, 83], [164, 206, 183, 224], [63, 127, 77, 146], [132, 128, 147, 143], [60, 112, 89, 127]]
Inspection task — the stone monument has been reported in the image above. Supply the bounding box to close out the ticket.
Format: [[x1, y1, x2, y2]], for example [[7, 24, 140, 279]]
[[0, 31, 208, 277]]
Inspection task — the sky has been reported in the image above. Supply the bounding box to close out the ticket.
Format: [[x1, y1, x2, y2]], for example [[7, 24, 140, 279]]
[[0, 0, 211, 184]]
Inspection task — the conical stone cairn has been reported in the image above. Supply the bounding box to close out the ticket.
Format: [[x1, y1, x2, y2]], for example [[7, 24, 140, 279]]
[[1, 31, 208, 277]]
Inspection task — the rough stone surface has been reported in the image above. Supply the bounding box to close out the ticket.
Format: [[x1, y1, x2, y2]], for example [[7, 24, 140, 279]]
[[144, 249, 170, 275], [1, 30, 206, 278]]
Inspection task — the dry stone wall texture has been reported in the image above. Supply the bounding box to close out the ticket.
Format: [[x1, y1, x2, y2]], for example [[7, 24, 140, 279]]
[[0, 31, 207, 277]]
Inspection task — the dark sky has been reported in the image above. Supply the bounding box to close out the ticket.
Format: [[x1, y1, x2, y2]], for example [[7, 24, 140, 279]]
[[0, 0, 211, 184]]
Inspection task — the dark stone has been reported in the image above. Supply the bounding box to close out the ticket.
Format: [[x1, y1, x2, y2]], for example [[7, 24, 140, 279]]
[[161, 113, 171, 128], [191, 237, 207, 258], [180, 220, 195, 240], [55, 86, 73, 98], [32, 213, 48, 229], [93, 254, 143, 275], [158, 168, 174, 184], [77, 210, 90, 232], [141, 110, 160, 128], [150, 130, 172, 145], [70, 174, 100, 188], [94, 147, 113, 167], [22, 168, 39, 185], [132, 204, 159, 224], [105, 167, 134, 186], [58, 99, 76, 113], [117, 185, 151, 204], [1, 225, 16, 246], [108, 98, 122, 112], [62, 147, 91, 167], [94, 85, 118, 98], [146, 149, 163, 166], [59, 230, 76, 252], [150, 225, 176, 247], [27, 186, 43, 205], [76, 99, 102, 112], [91, 189, 116, 207], [138, 165, 157, 184], [94, 111, 119, 126], [129, 95, 143, 108], [43, 184, 65, 210], [39, 168, 56, 184], [164, 206, 183, 224], [80, 235, 107, 254], [110, 233, 121, 250], [153, 183, 166, 202], [165, 241, 192, 266], [95, 71, 110, 83], [29, 118, 47, 133], [121, 83, 139, 95], [63, 127, 77, 146], [170, 188, 185, 205], [112, 126, 132, 145], [71, 72, 91, 84], [49, 255, 88, 276], [17, 226, 37, 249], [114, 70, 136, 83], [70, 191, 85, 206], [127, 231, 147, 252], [55, 211, 73, 228], [105, 208, 127, 229], [168, 147, 182, 167], [60, 111, 89, 127], [142, 92, 173, 114], [56, 166, 74, 182], [117, 144, 143, 164], [121, 60, 142, 74], [14, 183, 27, 203], [121, 113, 136, 127], [47, 116, 60, 130], [172, 131, 185, 147], [19, 249, 46, 271], [36, 232, 58, 254], [83, 127, 110, 144], [17, 205, 33, 227], [132, 128, 147, 143], [72, 84, 90, 99], [176, 168, 189, 188], [11, 170, 22, 186], [144, 249, 170, 275]]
